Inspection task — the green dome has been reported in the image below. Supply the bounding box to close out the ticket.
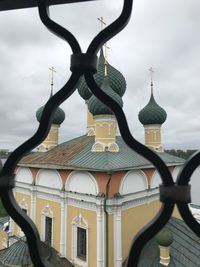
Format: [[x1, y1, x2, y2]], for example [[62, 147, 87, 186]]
[[88, 76, 123, 115], [78, 49, 126, 100], [155, 228, 173, 247], [138, 94, 167, 125], [36, 105, 65, 125]]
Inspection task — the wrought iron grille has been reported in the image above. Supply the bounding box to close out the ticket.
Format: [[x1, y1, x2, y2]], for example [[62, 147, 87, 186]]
[[0, 0, 200, 266]]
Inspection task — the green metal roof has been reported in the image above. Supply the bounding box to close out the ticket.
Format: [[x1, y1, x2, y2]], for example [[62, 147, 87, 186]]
[[0, 238, 32, 266], [0, 238, 74, 267], [20, 135, 184, 171], [137, 217, 200, 267]]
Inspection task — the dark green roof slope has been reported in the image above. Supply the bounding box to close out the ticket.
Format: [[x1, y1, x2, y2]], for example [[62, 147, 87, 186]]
[[78, 49, 126, 100], [0, 238, 32, 266], [0, 239, 74, 267], [137, 217, 200, 267], [138, 94, 167, 125], [20, 135, 184, 171], [36, 105, 65, 125], [88, 77, 123, 115]]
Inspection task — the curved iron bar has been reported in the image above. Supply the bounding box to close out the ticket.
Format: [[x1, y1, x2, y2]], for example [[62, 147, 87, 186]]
[[1, 0, 200, 266], [176, 151, 200, 236], [87, 0, 133, 54], [37, 0, 81, 54], [0, 71, 81, 267]]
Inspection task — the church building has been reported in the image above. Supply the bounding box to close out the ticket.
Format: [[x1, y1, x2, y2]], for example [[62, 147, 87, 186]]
[[3, 49, 185, 267]]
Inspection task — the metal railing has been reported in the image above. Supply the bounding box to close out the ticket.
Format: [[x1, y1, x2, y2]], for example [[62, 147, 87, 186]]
[[0, 0, 200, 266]]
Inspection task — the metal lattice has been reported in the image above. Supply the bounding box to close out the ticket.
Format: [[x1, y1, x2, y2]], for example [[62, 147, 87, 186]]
[[0, 0, 200, 266]]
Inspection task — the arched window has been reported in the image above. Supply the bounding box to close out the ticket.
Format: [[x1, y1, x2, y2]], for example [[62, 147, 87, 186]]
[[41, 205, 54, 246], [65, 171, 99, 195], [36, 169, 63, 190], [72, 214, 88, 267], [119, 170, 148, 195], [15, 167, 33, 184], [150, 170, 162, 189]]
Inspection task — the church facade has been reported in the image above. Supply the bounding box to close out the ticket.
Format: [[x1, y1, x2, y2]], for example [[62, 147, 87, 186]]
[[8, 50, 184, 267]]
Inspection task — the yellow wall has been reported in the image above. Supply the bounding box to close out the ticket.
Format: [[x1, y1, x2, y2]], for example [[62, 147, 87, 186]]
[[0, 230, 7, 250], [67, 205, 97, 267], [36, 198, 61, 252], [145, 128, 161, 149], [43, 124, 59, 149], [121, 200, 161, 261]]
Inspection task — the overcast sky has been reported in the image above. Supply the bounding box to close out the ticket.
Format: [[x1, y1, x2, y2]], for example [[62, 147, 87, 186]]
[[0, 0, 200, 151]]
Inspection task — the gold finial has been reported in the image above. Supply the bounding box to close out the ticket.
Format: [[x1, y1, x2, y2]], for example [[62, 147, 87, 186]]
[[97, 17, 110, 76], [49, 66, 56, 97], [149, 67, 154, 95]]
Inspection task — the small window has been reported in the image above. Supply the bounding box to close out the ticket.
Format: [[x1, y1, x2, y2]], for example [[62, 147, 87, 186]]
[[77, 227, 86, 261], [45, 216, 52, 246]]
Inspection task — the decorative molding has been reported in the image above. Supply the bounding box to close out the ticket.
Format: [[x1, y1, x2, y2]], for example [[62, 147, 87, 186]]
[[71, 214, 89, 267], [41, 205, 54, 246]]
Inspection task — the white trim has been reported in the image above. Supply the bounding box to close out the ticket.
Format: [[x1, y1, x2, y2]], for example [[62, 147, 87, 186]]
[[71, 214, 88, 267], [41, 205, 54, 246], [114, 208, 122, 267], [144, 124, 161, 129], [94, 116, 115, 122], [97, 208, 104, 267], [96, 138, 116, 140], [60, 195, 67, 257], [30, 186, 37, 222]]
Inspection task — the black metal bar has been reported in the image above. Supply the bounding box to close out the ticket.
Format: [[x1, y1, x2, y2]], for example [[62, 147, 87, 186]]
[[0, 0, 98, 11]]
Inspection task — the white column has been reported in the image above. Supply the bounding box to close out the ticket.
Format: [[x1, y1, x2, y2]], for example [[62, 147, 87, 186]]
[[30, 186, 36, 222], [114, 208, 122, 267], [97, 207, 104, 267], [60, 194, 66, 257]]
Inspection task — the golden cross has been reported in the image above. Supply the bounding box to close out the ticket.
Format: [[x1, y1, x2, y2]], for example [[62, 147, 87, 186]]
[[98, 16, 106, 31], [49, 66, 56, 96], [149, 67, 154, 94]]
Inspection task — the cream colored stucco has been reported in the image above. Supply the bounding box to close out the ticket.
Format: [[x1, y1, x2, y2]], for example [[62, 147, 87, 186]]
[[121, 200, 161, 261], [38, 124, 59, 151]]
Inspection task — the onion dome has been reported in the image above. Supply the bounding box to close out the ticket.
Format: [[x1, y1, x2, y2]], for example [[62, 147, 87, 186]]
[[138, 93, 167, 125], [88, 76, 123, 115], [36, 105, 65, 125], [155, 228, 173, 247], [78, 49, 126, 100]]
